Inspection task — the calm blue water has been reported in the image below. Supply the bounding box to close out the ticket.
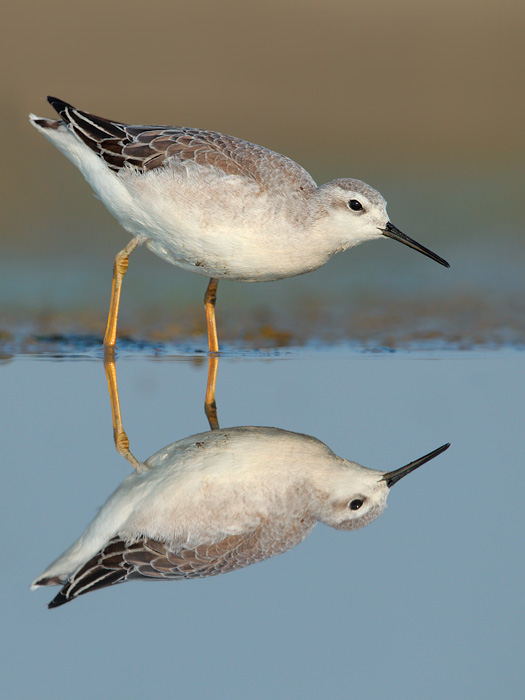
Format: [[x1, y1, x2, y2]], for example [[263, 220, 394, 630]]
[[2, 351, 523, 699]]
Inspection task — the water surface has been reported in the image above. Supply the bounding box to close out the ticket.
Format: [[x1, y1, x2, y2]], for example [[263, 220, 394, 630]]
[[2, 350, 523, 699]]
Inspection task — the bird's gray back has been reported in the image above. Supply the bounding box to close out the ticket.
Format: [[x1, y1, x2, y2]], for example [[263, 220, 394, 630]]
[[47, 97, 317, 194]]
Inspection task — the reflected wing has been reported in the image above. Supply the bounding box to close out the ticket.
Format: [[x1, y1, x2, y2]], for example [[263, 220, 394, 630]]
[[46, 97, 317, 191], [47, 521, 312, 608]]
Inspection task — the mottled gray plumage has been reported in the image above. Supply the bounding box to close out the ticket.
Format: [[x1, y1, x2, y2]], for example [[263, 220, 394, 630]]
[[44, 96, 317, 194], [48, 520, 314, 608]]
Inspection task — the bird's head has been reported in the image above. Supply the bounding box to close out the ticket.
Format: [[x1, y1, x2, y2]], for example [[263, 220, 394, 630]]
[[317, 443, 450, 531], [315, 178, 449, 268]]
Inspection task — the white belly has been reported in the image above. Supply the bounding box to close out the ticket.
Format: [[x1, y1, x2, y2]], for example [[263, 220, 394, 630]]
[[117, 165, 328, 281]]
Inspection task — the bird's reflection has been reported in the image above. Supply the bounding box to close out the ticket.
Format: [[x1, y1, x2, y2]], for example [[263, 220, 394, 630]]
[[32, 356, 449, 608]]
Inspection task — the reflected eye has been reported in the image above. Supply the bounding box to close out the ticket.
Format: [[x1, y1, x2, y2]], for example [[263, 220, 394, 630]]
[[348, 199, 363, 212], [349, 499, 364, 511]]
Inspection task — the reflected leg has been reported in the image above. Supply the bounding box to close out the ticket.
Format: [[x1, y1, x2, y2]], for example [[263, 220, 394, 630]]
[[204, 277, 220, 354], [104, 236, 142, 348], [104, 358, 147, 472], [205, 354, 220, 430]]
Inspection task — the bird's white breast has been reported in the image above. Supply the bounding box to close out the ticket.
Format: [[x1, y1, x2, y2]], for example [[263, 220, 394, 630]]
[[119, 164, 331, 281]]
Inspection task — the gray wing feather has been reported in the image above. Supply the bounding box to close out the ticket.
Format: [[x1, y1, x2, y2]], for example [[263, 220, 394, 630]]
[[46, 519, 312, 608], [46, 96, 317, 191]]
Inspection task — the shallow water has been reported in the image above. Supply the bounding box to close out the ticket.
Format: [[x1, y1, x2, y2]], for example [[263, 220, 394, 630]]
[[2, 349, 523, 699]]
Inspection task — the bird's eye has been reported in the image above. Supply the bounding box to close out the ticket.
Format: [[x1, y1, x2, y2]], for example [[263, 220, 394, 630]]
[[348, 199, 363, 212], [349, 499, 364, 511]]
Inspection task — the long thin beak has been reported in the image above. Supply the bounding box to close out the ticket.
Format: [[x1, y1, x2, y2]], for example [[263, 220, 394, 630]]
[[382, 443, 450, 488], [382, 222, 450, 268]]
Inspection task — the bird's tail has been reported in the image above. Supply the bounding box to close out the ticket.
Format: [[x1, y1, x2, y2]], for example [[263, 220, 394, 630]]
[[29, 96, 76, 133], [29, 113, 62, 131]]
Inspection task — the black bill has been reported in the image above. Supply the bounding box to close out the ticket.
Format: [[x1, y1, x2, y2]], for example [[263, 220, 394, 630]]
[[382, 222, 450, 268], [382, 443, 450, 488]]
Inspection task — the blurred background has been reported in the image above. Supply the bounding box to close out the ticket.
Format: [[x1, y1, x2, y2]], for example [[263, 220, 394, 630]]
[[1, 0, 524, 349]]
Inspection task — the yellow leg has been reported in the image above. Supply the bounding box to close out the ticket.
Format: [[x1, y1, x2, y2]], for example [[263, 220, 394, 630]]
[[104, 237, 142, 348], [205, 354, 220, 430], [104, 357, 147, 472], [204, 277, 220, 354]]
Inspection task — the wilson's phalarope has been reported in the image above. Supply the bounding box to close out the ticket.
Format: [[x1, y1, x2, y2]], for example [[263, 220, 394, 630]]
[[30, 97, 449, 352]]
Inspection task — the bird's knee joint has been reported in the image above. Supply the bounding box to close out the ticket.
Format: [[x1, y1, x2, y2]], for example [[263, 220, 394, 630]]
[[114, 255, 130, 276], [205, 291, 217, 306], [114, 429, 130, 454]]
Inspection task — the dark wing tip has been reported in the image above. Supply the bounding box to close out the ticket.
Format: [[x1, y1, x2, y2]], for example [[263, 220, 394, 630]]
[[47, 96, 74, 118], [48, 589, 70, 609]]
